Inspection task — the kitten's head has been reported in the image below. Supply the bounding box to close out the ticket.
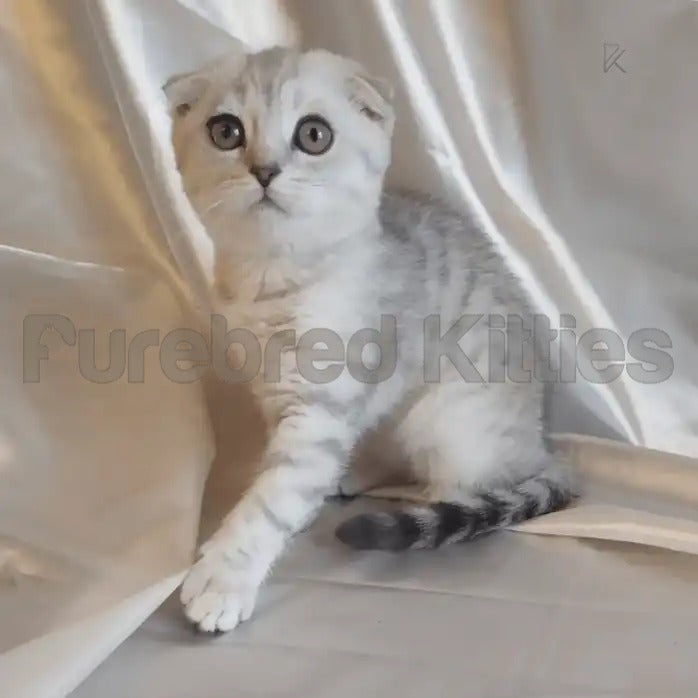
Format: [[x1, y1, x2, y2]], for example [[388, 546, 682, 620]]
[[165, 47, 394, 257]]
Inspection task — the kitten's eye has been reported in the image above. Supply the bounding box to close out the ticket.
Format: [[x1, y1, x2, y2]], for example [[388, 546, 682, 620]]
[[293, 115, 334, 155], [207, 114, 245, 151]]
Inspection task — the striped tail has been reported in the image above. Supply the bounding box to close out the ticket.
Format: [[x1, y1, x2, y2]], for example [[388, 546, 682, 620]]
[[335, 465, 576, 551]]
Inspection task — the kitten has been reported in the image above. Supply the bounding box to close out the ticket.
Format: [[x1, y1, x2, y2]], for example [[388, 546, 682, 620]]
[[165, 46, 575, 633]]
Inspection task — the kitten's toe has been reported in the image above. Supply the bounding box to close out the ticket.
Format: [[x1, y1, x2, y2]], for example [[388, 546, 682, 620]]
[[186, 589, 255, 633], [186, 591, 227, 632], [181, 551, 258, 633]]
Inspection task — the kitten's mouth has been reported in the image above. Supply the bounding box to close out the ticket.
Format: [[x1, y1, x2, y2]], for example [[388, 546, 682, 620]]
[[255, 193, 286, 214]]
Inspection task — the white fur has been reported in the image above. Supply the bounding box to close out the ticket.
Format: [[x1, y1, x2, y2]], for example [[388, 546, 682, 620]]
[[167, 47, 567, 632]]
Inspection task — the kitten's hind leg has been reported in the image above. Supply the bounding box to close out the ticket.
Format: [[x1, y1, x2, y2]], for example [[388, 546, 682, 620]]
[[334, 425, 414, 498], [336, 381, 576, 551]]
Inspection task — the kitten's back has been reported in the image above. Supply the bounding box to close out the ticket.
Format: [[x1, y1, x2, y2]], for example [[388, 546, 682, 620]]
[[379, 190, 532, 318]]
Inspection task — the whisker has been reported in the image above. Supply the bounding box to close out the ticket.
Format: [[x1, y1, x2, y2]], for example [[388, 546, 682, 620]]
[[203, 199, 225, 215], [288, 177, 329, 186]]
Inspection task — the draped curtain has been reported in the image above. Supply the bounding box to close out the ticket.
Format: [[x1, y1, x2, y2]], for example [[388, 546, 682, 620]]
[[1, 1, 697, 696]]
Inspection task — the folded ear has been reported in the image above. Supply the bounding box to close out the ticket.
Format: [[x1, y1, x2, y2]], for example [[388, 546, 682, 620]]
[[347, 72, 395, 128], [162, 40, 248, 117], [162, 71, 211, 117]]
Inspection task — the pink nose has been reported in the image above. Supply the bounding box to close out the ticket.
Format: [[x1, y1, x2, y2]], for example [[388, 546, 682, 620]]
[[250, 163, 280, 187]]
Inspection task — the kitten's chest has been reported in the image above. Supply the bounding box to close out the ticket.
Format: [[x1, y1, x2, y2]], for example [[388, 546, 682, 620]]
[[219, 297, 297, 341], [216, 255, 364, 337], [214, 255, 371, 391], [217, 257, 302, 332]]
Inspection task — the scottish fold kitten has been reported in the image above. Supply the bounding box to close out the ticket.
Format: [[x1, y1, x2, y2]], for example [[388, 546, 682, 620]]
[[165, 46, 574, 633]]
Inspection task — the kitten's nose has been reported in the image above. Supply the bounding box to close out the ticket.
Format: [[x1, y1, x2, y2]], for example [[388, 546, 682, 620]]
[[250, 163, 281, 188]]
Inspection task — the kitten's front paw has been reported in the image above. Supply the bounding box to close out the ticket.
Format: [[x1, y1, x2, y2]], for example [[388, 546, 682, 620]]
[[181, 547, 259, 633]]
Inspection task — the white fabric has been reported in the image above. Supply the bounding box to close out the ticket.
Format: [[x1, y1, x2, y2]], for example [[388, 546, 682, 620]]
[[0, 1, 697, 696]]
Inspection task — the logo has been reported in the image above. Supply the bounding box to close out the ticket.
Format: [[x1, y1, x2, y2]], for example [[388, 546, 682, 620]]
[[603, 43, 626, 74]]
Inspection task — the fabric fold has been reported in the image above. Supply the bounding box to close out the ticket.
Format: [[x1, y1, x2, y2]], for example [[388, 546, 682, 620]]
[[2, 1, 697, 696]]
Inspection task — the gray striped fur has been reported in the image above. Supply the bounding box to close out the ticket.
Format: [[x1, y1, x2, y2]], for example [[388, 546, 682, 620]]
[[168, 47, 578, 634], [336, 463, 576, 551]]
